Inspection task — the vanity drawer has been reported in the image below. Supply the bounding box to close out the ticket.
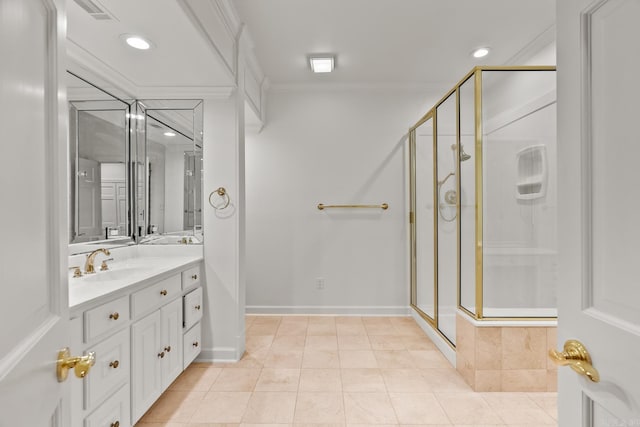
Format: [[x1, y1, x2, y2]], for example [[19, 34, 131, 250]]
[[84, 383, 130, 427], [183, 287, 203, 330], [84, 296, 129, 343], [183, 322, 202, 370], [131, 274, 181, 318], [84, 328, 130, 411], [181, 265, 201, 290]]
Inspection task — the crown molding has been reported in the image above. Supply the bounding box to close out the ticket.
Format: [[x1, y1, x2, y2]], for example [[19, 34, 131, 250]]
[[178, 0, 237, 81], [269, 82, 449, 94], [504, 24, 556, 66], [66, 38, 138, 98]]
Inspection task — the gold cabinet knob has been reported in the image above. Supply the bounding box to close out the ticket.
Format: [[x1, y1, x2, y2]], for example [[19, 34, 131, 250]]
[[164, 346, 172, 353], [56, 348, 96, 382], [192, 274, 198, 280], [158, 351, 165, 359], [195, 305, 201, 310], [193, 341, 199, 347], [109, 360, 119, 369], [549, 339, 600, 382], [109, 312, 119, 320], [110, 421, 120, 427], [160, 290, 168, 296]]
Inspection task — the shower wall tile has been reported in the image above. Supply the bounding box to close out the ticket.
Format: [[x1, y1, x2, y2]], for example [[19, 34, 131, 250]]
[[501, 327, 547, 370], [474, 369, 501, 392], [455, 315, 558, 392], [476, 327, 501, 370]]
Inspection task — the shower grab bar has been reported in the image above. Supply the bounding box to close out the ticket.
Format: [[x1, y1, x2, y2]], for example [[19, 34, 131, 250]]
[[317, 203, 389, 210]]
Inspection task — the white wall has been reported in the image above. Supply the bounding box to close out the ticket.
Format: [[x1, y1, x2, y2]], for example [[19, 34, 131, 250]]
[[245, 89, 433, 315]]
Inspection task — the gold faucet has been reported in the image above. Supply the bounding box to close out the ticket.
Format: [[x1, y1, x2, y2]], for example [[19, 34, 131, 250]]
[[84, 248, 111, 274]]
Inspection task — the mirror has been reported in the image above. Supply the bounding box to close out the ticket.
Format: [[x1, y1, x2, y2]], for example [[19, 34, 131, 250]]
[[135, 100, 203, 244], [67, 72, 134, 253]]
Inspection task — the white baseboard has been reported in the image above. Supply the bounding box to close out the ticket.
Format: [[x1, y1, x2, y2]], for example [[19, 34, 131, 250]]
[[196, 346, 242, 363], [410, 308, 456, 367], [246, 305, 411, 316]]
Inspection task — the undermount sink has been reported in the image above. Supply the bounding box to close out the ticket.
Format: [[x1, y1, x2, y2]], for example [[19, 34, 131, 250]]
[[80, 267, 141, 282]]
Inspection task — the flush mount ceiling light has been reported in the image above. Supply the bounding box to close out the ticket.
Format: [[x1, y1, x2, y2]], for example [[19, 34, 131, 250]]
[[163, 131, 176, 137], [309, 55, 335, 73], [471, 47, 490, 59], [121, 34, 153, 50]]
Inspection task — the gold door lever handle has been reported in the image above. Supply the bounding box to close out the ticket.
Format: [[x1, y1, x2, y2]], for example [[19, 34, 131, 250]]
[[57, 348, 96, 382], [549, 339, 600, 383]]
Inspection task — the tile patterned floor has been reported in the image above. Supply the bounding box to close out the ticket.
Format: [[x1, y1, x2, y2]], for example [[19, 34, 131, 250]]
[[136, 315, 557, 427]]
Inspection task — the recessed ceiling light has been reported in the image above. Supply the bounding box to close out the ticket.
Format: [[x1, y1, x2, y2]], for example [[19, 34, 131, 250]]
[[309, 55, 335, 73], [472, 47, 490, 59], [164, 132, 176, 137], [121, 34, 153, 50]]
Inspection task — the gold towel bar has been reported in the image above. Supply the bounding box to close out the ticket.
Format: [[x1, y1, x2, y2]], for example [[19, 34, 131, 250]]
[[317, 203, 389, 210]]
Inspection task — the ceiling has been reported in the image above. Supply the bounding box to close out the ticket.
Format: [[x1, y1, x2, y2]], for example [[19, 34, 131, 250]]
[[67, 0, 233, 88], [233, 0, 555, 87]]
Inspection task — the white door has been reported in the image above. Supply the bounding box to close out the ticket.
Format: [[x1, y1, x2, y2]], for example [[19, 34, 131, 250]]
[[0, 0, 73, 426], [557, 0, 640, 424]]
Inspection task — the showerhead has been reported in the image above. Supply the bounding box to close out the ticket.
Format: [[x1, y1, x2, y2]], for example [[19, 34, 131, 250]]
[[451, 144, 472, 162], [459, 146, 471, 162]]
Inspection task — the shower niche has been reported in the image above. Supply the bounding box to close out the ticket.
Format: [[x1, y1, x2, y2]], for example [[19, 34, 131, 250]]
[[409, 66, 558, 391]]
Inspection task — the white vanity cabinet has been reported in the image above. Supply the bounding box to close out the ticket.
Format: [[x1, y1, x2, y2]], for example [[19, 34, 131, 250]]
[[69, 260, 204, 427], [131, 297, 183, 423]]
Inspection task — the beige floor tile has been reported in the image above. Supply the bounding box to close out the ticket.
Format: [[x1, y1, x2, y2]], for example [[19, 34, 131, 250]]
[[136, 422, 189, 427], [435, 392, 503, 425], [337, 335, 371, 350], [141, 390, 206, 423], [363, 323, 397, 335], [277, 322, 309, 336], [218, 351, 265, 369], [400, 335, 437, 350], [190, 392, 251, 423], [392, 324, 427, 336], [190, 424, 241, 427], [294, 392, 345, 423], [255, 368, 301, 392], [347, 425, 398, 427], [295, 424, 344, 427], [336, 323, 367, 336], [169, 366, 223, 392], [253, 316, 282, 325], [242, 392, 298, 423], [381, 369, 431, 392], [307, 323, 337, 336], [335, 316, 364, 324], [481, 393, 556, 425], [368, 335, 406, 350], [361, 317, 393, 325], [388, 392, 450, 424], [302, 349, 340, 369], [343, 392, 398, 424], [306, 335, 339, 350], [241, 424, 290, 427], [271, 335, 307, 351], [527, 392, 558, 420], [373, 350, 414, 368], [246, 335, 275, 351], [421, 369, 472, 392], [211, 369, 261, 391], [340, 369, 386, 392], [247, 323, 280, 336], [409, 350, 452, 369], [339, 350, 378, 368], [299, 369, 342, 391], [264, 349, 304, 368]]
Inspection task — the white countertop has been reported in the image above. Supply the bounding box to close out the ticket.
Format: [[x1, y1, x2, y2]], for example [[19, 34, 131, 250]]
[[68, 245, 203, 312]]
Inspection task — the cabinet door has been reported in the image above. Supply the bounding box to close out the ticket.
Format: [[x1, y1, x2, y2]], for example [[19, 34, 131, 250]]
[[131, 310, 162, 424], [161, 298, 183, 389]]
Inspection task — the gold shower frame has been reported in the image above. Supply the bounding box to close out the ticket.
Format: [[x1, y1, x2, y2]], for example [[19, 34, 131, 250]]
[[409, 66, 557, 344]]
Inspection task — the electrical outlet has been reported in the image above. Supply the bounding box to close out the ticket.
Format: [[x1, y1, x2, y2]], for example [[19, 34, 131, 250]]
[[315, 277, 325, 290]]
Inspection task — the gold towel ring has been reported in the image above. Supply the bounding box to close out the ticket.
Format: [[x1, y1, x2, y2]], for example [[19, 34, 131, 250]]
[[209, 187, 230, 210]]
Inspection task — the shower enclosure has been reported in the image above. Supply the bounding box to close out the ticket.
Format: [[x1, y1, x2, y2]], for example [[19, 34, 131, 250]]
[[410, 66, 557, 348]]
